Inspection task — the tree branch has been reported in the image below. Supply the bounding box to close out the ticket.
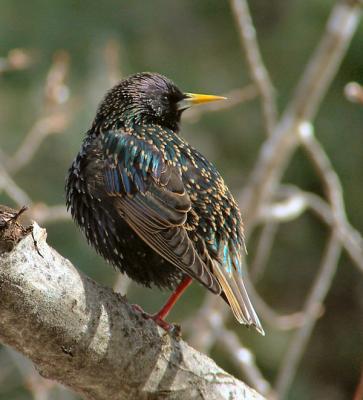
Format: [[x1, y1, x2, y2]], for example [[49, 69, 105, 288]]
[[239, 0, 362, 232], [0, 212, 265, 400], [275, 232, 342, 398], [230, 0, 277, 136], [182, 3, 363, 397]]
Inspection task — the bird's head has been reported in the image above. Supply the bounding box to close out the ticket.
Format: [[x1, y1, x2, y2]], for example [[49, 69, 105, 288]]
[[95, 72, 226, 131]]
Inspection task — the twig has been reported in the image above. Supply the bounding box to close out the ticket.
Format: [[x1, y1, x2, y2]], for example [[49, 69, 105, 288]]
[[217, 328, 271, 396], [345, 81, 363, 105], [0, 165, 32, 206], [6, 114, 70, 174], [44, 51, 70, 107], [189, 4, 362, 396], [275, 233, 342, 398], [0, 169, 71, 225], [244, 269, 323, 331], [6, 51, 71, 174], [305, 194, 363, 272], [230, 0, 277, 136], [259, 192, 308, 223], [0, 49, 33, 74], [298, 122, 345, 221], [239, 0, 362, 232], [28, 204, 71, 224], [272, 111, 358, 400], [299, 124, 363, 272], [104, 39, 123, 86], [265, 187, 363, 273], [286, 1, 362, 121], [250, 222, 279, 282], [185, 299, 270, 396], [185, 294, 222, 353]]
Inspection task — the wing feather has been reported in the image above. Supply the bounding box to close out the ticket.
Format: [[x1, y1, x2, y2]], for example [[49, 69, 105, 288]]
[[102, 130, 221, 294]]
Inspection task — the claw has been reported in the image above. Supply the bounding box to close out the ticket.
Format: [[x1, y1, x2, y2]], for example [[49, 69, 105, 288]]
[[131, 303, 174, 331], [130, 277, 192, 332]]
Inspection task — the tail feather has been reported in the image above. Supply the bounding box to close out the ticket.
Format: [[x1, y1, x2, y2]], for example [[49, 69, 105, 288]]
[[213, 260, 264, 336], [232, 268, 264, 335]]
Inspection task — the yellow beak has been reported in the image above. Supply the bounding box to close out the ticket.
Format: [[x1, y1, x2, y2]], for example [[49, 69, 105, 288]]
[[177, 93, 227, 110]]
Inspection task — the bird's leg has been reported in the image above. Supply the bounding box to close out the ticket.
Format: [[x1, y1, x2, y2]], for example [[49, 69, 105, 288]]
[[154, 276, 193, 320], [132, 277, 192, 331]]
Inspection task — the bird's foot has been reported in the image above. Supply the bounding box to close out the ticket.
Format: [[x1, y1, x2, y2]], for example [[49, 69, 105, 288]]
[[131, 304, 175, 332]]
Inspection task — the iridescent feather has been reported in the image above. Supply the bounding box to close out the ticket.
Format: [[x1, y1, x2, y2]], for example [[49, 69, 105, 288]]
[[66, 72, 264, 334]]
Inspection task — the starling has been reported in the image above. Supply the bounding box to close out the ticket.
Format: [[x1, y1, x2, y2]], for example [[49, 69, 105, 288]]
[[66, 72, 264, 335]]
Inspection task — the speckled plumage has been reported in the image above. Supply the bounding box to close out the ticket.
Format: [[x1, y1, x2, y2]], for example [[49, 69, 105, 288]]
[[66, 72, 263, 334]]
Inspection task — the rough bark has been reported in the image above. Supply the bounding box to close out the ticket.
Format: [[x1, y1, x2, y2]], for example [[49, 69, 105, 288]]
[[0, 209, 264, 400]]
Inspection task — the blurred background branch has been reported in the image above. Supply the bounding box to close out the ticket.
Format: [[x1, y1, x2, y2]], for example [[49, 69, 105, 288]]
[[230, 0, 277, 136], [0, 49, 33, 75], [186, 0, 363, 398], [345, 81, 363, 105]]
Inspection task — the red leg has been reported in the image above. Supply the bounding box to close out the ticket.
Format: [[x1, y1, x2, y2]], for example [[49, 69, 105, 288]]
[[154, 276, 192, 320], [132, 276, 192, 331]]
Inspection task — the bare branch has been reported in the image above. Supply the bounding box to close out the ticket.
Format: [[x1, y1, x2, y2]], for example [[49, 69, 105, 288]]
[[299, 122, 344, 219], [216, 329, 271, 396], [104, 39, 123, 86], [0, 49, 33, 74], [286, 1, 362, 122], [299, 125, 363, 273], [28, 204, 71, 224], [0, 169, 71, 226], [0, 165, 32, 206], [304, 193, 363, 272], [170, 5, 363, 397], [250, 222, 279, 282], [230, 0, 277, 135], [244, 270, 323, 331], [265, 187, 363, 272], [261, 186, 363, 273], [344, 81, 363, 105], [185, 299, 270, 396], [259, 194, 308, 223], [6, 114, 70, 174], [185, 295, 221, 353], [240, 0, 362, 232], [6, 51, 72, 174], [44, 51, 71, 107], [0, 216, 265, 400], [275, 233, 342, 398]]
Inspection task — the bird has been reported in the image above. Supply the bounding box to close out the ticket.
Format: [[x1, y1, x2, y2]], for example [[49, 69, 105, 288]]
[[66, 72, 264, 335]]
